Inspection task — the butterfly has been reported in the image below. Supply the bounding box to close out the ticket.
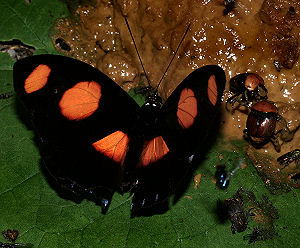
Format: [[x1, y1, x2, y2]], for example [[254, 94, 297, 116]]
[[13, 53, 225, 216]]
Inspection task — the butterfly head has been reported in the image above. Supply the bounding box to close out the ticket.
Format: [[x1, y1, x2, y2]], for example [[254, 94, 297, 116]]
[[144, 92, 162, 109]]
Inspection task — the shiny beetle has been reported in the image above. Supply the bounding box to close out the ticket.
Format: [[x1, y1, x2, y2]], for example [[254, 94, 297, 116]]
[[226, 73, 268, 112], [215, 165, 230, 189], [215, 158, 244, 189], [277, 149, 300, 168], [243, 101, 293, 152]]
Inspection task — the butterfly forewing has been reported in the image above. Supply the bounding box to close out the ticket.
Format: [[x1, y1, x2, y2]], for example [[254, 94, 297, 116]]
[[14, 55, 139, 134], [160, 65, 225, 155]]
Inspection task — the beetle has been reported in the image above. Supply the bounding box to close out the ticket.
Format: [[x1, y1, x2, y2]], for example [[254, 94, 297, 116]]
[[277, 149, 300, 168], [243, 100, 293, 152], [215, 158, 244, 189], [215, 165, 230, 189], [226, 73, 268, 112]]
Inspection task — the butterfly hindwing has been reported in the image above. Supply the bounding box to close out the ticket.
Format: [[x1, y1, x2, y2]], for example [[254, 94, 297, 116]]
[[13, 55, 140, 211]]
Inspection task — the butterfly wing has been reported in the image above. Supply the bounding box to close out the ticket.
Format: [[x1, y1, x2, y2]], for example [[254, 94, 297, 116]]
[[160, 65, 226, 156], [131, 65, 226, 215], [14, 54, 140, 212]]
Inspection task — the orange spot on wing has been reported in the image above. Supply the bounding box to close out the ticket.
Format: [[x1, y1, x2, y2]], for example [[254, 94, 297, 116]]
[[140, 136, 169, 167], [177, 88, 197, 129], [24, 64, 51, 93], [59, 81, 101, 120], [207, 75, 218, 106], [92, 131, 129, 165]]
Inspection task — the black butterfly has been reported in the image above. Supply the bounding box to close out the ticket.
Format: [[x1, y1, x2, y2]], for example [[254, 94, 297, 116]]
[[13, 53, 225, 216]]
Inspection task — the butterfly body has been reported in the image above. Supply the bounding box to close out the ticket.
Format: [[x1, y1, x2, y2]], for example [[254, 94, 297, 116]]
[[14, 54, 225, 216]]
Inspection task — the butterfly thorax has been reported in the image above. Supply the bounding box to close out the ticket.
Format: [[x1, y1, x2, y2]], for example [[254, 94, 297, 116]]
[[136, 92, 162, 139], [144, 92, 162, 108]]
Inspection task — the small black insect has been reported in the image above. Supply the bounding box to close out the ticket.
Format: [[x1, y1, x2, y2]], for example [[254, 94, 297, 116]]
[[223, 0, 235, 15], [226, 73, 268, 112], [243, 100, 293, 152], [224, 197, 248, 233], [215, 158, 244, 189], [55, 38, 71, 51], [0, 92, 13, 99], [277, 149, 300, 168]]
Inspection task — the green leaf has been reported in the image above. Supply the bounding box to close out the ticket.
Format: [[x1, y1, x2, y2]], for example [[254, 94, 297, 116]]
[[0, 1, 299, 247], [128, 89, 146, 106]]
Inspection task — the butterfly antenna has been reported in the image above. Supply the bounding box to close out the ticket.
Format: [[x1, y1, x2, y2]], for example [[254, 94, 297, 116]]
[[155, 23, 191, 92], [124, 17, 152, 87]]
